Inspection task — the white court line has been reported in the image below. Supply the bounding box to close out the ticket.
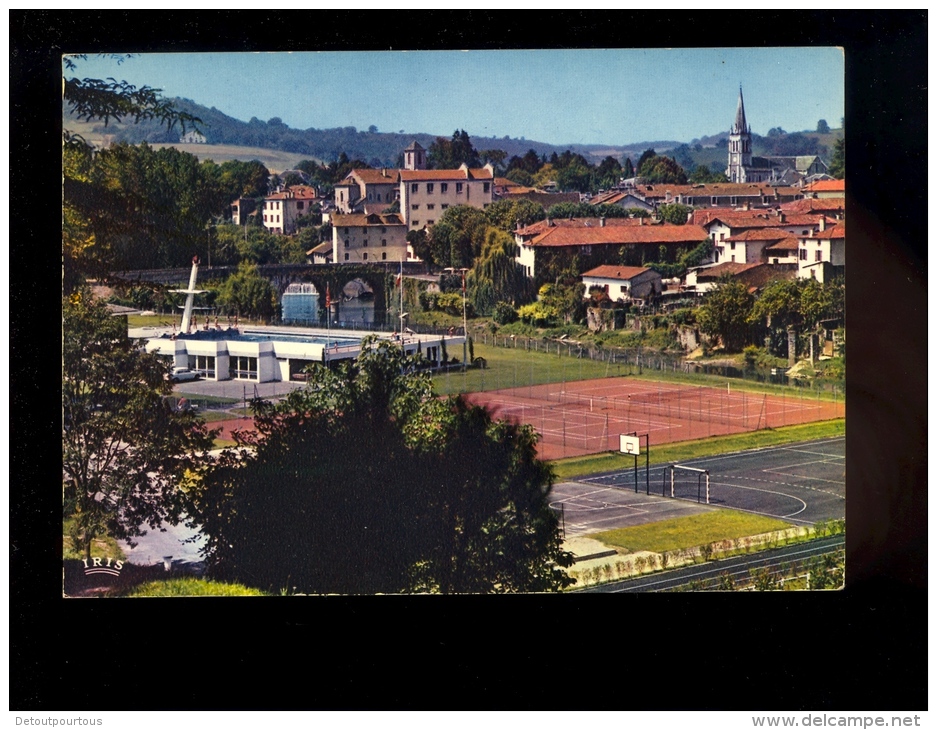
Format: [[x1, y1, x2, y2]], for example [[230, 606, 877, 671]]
[[711, 480, 808, 518], [780, 448, 846, 459]]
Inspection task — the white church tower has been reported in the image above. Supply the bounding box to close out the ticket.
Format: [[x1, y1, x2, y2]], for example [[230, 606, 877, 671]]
[[726, 87, 753, 183]]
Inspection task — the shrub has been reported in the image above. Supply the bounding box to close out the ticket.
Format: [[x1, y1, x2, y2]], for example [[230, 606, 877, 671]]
[[492, 301, 519, 325], [517, 302, 559, 327]]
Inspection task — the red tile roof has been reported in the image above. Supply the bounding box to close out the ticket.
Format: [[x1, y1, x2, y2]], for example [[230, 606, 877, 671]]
[[331, 213, 405, 227], [581, 265, 658, 281], [812, 222, 845, 240], [764, 237, 800, 251], [266, 185, 318, 201], [706, 212, 824, 230], [697, 262, 760, 278], [690, 208, 738, 226], [516, 217, 646, 236], [351, 168, 399, 184], [803, 179, 845, 193], [399, 167, 493, 181], [725, 229, 798, 243], [529, 223, 709, 247], [780, 197, 845, 213]]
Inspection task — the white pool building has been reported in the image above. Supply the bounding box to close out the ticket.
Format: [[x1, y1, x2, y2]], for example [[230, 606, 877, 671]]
[[130, 258, 464, 383]]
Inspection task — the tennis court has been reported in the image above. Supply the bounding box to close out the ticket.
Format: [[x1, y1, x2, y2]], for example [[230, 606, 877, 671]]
[[464, 377, 844, 460]]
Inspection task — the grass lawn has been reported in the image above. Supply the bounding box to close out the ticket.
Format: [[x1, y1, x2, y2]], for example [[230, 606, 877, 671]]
[[591, 511, 793, 554], [119, 578, 267, 597], [62, 517, 126, 561], [199, 411, 237, 423], [431, 342, 844, 403], [550, 419, 844, 480], [432, 342, 625, 395]]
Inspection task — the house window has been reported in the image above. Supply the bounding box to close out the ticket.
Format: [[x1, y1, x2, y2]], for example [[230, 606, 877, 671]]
[[810, 269, 816, 279], [264, 214, 268, 222], [427, 183, 434, 194], [711, 197, 718, 205], [362, 227, 367, 233], [427, 220, 434, 225], [483, 182, 490, 193], [344, 253, 349, 261], [196, 355, 216, 379], [381, 227, 386, 233], [363, 253, 368, 261], [382, 252, 387, 260], [803, 230, 809, 235], [411, 183, 418, 193], [620, 285, 627, 293], [297, 201, 304, 210], [233, 356, 258, 381], [730, 197, 738, 205], [441, 204, 449, 210], [720, 233, 726, 241], [427, 204, 435, 210], [363, 240, 368, 247], [412, 220, 419, 227], [815, 250, 822, 262], [382, 239, 387, 247], [344, 240, 349, 248], [799, 249, 807, 260], [412, 204, 419, 210], [377, 194, 382, 202], [440, 183, 448, 193], [344, 228, 349, 234], [730, 242, 735, 250], [456, 183, 463, 194], [368, 193, 372, 201]]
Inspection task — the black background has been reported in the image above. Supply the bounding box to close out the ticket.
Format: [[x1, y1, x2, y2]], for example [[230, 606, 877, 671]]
[[12, 10, 927, 710]]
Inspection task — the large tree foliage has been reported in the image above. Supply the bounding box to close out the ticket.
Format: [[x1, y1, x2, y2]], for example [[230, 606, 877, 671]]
[[484, 198, 546, 233], [428, 129, 481, 169], [63, 55, 205, 289], [696, 279, 755, 352], [63, 293, 215, 559], [81, 142, 227, 270], [828, 137, 845, 179], [193, 339, 574, 594], [468, 228, 531, 314], [656, 203, 693, 225], [637, 153, 688, 184], [216, 262, 279, 321], [424, 205, 490, 269]]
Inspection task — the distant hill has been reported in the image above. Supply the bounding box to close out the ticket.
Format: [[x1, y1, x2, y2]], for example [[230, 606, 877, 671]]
[[64, 98, 839, 173]]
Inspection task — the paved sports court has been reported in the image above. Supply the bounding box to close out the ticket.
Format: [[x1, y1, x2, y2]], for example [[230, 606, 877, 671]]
[[551, 437, 845, 537]]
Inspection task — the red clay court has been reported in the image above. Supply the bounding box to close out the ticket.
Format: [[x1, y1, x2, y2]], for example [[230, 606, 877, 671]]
[[464, 378, 844, 461]]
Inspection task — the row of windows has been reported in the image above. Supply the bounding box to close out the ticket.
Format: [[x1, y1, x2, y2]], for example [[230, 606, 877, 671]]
[[411, 203, 449, 211], [344, 252, 390, 261], [799, 249, 824, 261], [264, 214, 280, 223], [342, 227, 388, 234], [186, 355, 257, 381], [344, 239, 389, 247], [409, 182, 490, 194]]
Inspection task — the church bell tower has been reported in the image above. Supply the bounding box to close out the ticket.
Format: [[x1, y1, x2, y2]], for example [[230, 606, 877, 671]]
[[726, 87, 753, 183]]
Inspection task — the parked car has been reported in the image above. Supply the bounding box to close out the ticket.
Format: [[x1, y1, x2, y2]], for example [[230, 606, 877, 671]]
[[168, 367, 201, 383]]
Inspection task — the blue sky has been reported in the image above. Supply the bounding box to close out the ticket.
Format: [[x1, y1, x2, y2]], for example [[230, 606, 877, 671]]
[[68, 48, 844, 146]]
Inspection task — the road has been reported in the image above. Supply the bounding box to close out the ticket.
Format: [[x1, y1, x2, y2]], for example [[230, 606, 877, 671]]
[[578, 535, 845, 592]]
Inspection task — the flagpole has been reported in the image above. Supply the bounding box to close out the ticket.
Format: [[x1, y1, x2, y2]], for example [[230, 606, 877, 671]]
[[462, 268, 468, 371]]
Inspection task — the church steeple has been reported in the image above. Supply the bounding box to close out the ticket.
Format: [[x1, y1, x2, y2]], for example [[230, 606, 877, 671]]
[[726, 86, 753, 183], [732, 86, 749, 135]]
